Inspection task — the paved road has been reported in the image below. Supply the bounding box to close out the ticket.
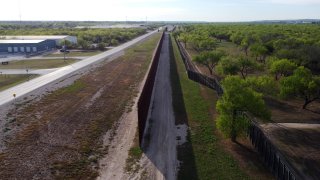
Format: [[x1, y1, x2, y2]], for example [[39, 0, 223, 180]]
[[144, 32, 177, 180], [0, 30, 158, 106], [0, 68, 58, 75]]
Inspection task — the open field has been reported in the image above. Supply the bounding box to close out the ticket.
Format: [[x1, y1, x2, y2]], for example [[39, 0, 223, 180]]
[[0, 59, 79, 69], [0, 33, 161, 179], [171, 34, 273, 179], [45, 51, 104, 57], [0, 74, 38, 92], [265, 97, 320, 124]]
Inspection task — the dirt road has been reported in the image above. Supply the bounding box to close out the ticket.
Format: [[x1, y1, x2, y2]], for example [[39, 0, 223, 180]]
[[141, 32, 178, 180]]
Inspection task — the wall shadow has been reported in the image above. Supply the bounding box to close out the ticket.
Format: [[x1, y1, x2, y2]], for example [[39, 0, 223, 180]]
[[168, 34, 199, 180]]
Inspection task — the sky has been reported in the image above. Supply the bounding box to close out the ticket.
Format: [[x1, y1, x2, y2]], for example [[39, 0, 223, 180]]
[[1, 0, 320, 22]]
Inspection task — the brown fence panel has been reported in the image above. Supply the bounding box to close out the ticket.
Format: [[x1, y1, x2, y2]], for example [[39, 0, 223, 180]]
[[174, 37, 223, 95], [248, 123, 302, 180]]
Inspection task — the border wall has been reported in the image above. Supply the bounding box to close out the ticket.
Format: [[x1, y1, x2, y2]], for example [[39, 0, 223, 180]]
[[137, 31, 165, 146]]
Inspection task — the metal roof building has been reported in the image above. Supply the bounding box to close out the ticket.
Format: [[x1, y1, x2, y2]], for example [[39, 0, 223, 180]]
[[0, 35, 77, 54], [1, 35, 77, 45], [0, 40, 45, 44], [0, 39, 56, 54]]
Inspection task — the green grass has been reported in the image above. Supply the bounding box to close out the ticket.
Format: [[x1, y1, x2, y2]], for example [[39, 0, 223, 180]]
[[45, 51, 104, 57], [125, 147, 143, 173], [171, 34, 249, 180], [216, 41, 244, 57], [0, 74, 38, 91], [0, 59, 79, 69], [55, 80, 86, 95]]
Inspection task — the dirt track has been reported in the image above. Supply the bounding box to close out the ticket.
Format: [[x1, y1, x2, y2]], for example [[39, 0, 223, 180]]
[[140, 32, 178, 180]]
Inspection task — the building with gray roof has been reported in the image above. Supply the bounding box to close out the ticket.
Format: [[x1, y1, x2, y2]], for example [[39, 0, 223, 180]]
[[0, 35, 77, 54]]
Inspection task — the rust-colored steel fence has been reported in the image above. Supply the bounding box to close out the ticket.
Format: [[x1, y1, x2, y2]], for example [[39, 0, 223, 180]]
[[137, 32, 165, 146]]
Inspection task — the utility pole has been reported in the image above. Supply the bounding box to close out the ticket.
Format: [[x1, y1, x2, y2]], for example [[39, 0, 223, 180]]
[[26, 68, 29, 81], [18, 0, 22, 27]]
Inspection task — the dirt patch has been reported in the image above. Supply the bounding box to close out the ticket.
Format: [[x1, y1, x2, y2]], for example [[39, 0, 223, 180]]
[[0, 34, 159, 179], [265, 96, 320, 123], [262, 123, 320, 179], [220, 138, 274, 180]]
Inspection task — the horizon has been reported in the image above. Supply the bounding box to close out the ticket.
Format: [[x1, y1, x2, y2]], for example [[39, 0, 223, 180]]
[[1, 0, 320, 22], [1, 18, 319, 23]]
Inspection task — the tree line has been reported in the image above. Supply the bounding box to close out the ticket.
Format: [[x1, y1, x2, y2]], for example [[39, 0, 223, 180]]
[[0, 27, 146, 50]]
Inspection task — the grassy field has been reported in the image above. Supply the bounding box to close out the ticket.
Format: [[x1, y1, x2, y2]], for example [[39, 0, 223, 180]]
[[0, 59, 79, 69], [0, 33, 162, 179], [0, 74, 38, 92], [171, 34, 250, 180], [216, 41, 244, 57], [45, 51, 104, 57]]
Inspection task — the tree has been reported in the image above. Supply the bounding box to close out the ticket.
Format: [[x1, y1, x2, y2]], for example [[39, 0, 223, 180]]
[[77, 39, 89, 50], [216, 56, 240, 76], [59, 39, 73, 48], [216, 56, 258, 78], [217, 76, 270, 142], [230, 33, 243, 45], [193, 50, 225, 75], [269, 59, 297, 80], [179, 33, 189, 48], [280, 66, 320, 109], [250, 44, 268, 63], [98, 42, 106, 51], [240, 35, 258, 56], [245, 76, 277, 95], [198, 38, 217, 51], [241, 37, 250, 56], [237, 56, 258, 79], [111, 39, 119, 46], [215, 32, 229, 42], [190, 34, 217, 52]]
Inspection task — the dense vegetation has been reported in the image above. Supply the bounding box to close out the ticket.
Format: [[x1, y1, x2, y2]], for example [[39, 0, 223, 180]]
[[0, 27, 146, 49], [175, 24, 320, 73], [174, 23, 320, 139]]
